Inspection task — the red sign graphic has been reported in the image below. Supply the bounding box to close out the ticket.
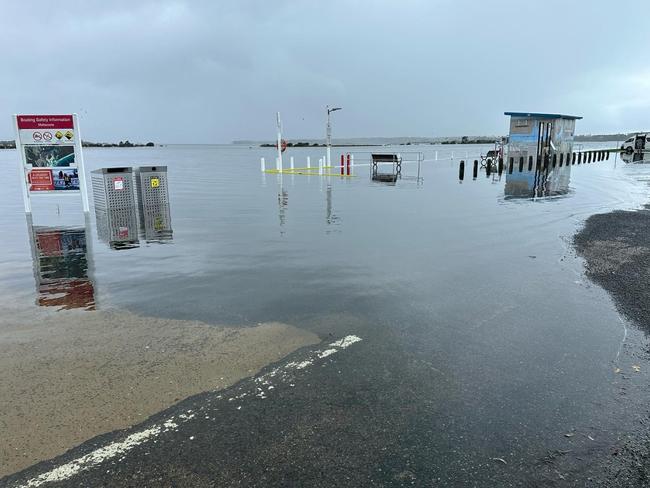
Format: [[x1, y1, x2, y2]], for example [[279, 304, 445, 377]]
[[277, 139, 288, 152], [28, 169, 55, 191], [113, 177, 124, 190], [36, 231, 64, 257], [17, 115, 74, 130]]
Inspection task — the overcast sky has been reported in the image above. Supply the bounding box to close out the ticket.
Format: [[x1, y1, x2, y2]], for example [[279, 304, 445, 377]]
[[1, 1, 648, 143]]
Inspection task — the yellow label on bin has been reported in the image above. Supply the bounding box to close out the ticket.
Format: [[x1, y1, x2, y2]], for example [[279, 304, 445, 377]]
[[150, 177, 160, 188]]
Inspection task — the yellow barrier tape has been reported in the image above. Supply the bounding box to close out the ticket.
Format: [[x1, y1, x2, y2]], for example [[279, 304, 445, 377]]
[[264, 169, 355, 177]]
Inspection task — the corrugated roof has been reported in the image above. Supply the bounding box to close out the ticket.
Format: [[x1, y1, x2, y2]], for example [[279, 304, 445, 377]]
[[504, 112, 582, 120]]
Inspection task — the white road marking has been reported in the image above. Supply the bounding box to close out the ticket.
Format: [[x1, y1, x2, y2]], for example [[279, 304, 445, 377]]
[[15, 335, 363, 488]]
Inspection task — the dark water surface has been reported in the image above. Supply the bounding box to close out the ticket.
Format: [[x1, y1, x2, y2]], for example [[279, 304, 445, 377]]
[[3, 143, 650, 484]]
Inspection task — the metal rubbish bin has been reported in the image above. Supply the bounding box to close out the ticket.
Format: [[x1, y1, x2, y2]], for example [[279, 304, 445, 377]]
[[134, 166, 172, 241], [91, 167, 136, 210], [91, 167, 139, 249]]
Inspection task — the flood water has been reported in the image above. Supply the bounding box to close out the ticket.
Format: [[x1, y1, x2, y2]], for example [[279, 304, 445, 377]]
[[2, 143, 650, 483]]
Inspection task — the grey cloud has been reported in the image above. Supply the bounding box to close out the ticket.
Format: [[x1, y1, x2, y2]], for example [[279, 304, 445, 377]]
[[1, 0, 648, 143]]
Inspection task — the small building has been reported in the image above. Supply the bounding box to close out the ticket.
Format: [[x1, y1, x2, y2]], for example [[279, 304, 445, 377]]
[[505, 112, 582, 160]]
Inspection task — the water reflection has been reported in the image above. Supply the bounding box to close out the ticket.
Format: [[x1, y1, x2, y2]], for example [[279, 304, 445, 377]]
[[96, 205, 140, 249], [504, 164, 571, 199], [278, 187, 288, 231], [326, 184, 339, 226], [621, 151, 650, 164], [26, 215, 96, 310], [138, 200, 173, 242]]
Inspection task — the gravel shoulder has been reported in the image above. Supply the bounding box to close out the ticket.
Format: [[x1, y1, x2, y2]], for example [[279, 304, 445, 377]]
[[574, 205, 650, 486]]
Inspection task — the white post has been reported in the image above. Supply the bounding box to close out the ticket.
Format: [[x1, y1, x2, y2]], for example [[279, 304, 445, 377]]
[[318, 158, 323, 176], [435, 150, 438, 161], [13, 115, 31, 213], [451, 151, 454, 160], [73, 114, 90, 213], [276, 111, 283, 170], [326, 107, 331, 166], [260, 157, 265, 172], [307, 156, 311, 169], [290, 156, 294, 170], [350, 154, 354, 174], [276, 157, 280, 171]]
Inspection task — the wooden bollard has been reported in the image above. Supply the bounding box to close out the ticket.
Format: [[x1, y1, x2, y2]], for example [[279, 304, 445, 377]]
[[498, 157, 503, 175], [486, 160, 492, 177], [536, 156, 541, 170], [606, 150, 610, 160], [459, 160, 465, 181], [552, 154, 557, 168], [473, 160, 478, 179], [544, 155, 549, 170], [519, 156, 524, 172], [528, 156, 533, 171], [508, 157, 513, 174], [559, 153, 564, 167]]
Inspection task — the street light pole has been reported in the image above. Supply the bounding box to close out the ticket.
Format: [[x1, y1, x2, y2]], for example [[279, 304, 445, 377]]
[[326, 105, 342, 167]]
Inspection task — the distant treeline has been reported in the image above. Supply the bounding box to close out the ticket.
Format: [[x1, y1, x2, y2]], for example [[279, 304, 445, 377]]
[[0, 140, 155, 149], [575, 133, 642, 142], [435, 136, 497, 145], [83, 140, 155, 148], [260, 141, 325, 148]]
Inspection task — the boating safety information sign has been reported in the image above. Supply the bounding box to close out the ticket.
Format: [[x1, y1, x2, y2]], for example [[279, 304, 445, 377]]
[[14, 114, 89, 213]]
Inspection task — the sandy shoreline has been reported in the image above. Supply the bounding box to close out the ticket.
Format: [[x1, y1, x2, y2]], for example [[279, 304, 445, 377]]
[[0, 308, 319, 478]]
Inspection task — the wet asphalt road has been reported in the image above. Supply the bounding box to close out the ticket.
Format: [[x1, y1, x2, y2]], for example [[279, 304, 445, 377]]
[[3, 324, 469, 488], [2, 320, 641, 488]]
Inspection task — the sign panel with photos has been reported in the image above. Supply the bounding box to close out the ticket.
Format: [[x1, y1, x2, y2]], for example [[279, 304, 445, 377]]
[[14, 114, 89, 213]]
